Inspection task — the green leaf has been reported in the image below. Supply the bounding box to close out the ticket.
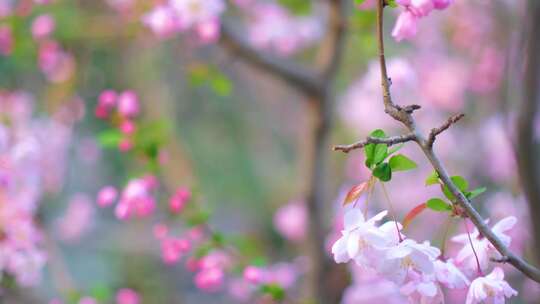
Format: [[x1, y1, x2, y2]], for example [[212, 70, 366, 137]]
[[452, 176, 469, 192], [467, 187, 487, 200], [372, 143, 388, 166], [387, 0, 398, 8], [90, 284, 112, 302], [389, 154, 417, 172], [442, 176, 469, 200], [260, 284, 285, 301], [354, 0, 366, 5], [388, 143, 404, 155], [373, 163, 392, 182], [365, 129, 387, 168], [425, 171, 439, 186], [278, 0, 312, 14], [97, 129, 123, 148], [426, 198, 452, 212]]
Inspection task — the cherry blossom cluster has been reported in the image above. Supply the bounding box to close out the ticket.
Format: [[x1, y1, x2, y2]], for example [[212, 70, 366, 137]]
[[0, 1, 75, 82], [97, 175, 157, 220], [331, 206, 518, 303], [95, 89, 140, 152], [141, 0, 225, 43], [392, 0, 454, 41], [0, 90, 74, 286]]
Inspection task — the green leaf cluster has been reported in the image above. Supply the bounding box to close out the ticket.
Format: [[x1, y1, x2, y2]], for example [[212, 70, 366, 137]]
[[364, 129, 417, 182]]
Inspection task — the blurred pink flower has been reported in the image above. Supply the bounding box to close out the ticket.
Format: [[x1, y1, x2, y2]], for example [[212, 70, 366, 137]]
[[142, 5, 177, 38], [273, 200, 307, 242], [153, 223, 169, 239], [0, 25, 13, 56], [37, 40, 75, 83], [31, 14, 55, 40], [116, 288, 140, 304], [55, 194, 95, 242], [117, 90, 140, 118], [169, 186, 191, 213], [243, 265, 263, 284], [114, 177, 156, 220], [97, 185, 118, 207], [247, 3, 322, 56], [194, 267, 224, 292], [120, 120, 136, 135], [98, 89, 118, 109], [78, 297, 98, 304]]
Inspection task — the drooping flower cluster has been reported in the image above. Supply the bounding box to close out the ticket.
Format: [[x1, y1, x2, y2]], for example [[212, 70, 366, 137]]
[[141, 0, 226, 43], [0, 90, 73, 286], [95, 89, 141, 152], [331, 207, 519, 303], [392, 0, 454, 41]]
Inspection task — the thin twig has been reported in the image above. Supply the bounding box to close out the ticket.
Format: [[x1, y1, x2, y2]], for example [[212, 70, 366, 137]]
[[333, 133, 416, 153], [426, 113, 465, 148]]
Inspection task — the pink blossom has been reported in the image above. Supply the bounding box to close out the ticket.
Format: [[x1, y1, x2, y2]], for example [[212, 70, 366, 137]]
[[331, 208, 394, 266], [259, 262, 300, 289], [117, 91, 140, 118], [194, 267, 224, 292], [273, 201, 307, 242], [409, 0, 434, 17], [400, 271, 444, 304], [228, 278, 252, 301], [247, 3, 322, 56], [0, 25, 13, 56], [195, 18, 220, 43], [0, 0, 13, 18], [153, 223, 169, 239], [114, 177, 156, 220], [120, 120, 136, 135], [31, 14, 55, 40], [392, 11, 418, 41], [116, 288, 140, 304], [161, 237, 191, 264], [466, 268, 517, 304], [106, 0, 134, 13], [78, 297, 98, 304], [169, 186, 191, 213], [432, 0, 453, 10], [378, 239, 441, 284], [37, 41, 75, 83], [141, 5, 177, 38], [243, 265, 262, 284], [97, 186, 118, 207], [452, 217, 517, 273], [434, 259, 470, 289], [118, 138, 133, 152], [98, 90, 118, 109], [55, 194, 95, 242]]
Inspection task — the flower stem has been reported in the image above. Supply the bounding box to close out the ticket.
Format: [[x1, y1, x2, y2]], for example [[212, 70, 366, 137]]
[[380, 182, 403, 242]]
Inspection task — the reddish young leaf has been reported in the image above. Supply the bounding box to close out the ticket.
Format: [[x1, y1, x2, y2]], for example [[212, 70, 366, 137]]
[[403, 203, 427, 229], [343, 182, 368, 206]]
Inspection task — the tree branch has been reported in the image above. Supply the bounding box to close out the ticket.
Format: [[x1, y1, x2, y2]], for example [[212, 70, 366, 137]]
[[516, 0, 540, 267], [333, 0, 540, 282], [219, 20, 323, 97], [333, 133, 416, 153]]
